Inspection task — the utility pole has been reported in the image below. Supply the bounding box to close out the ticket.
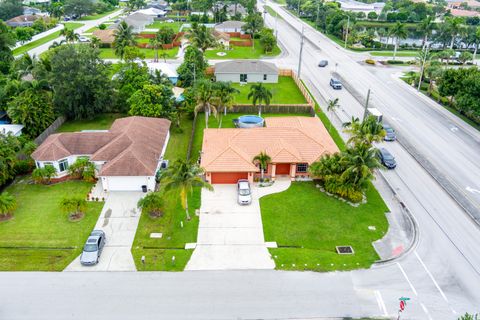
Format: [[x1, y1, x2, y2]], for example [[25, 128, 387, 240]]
[[316, 0, 320, 27], [297, 0, 301, 16], [362, 88, 371, 120], [344, 15, 350, 49], [297, 26, 305, 78], [417, 43, 429, 91]]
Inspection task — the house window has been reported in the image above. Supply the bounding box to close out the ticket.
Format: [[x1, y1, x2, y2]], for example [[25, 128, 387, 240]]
[[240, 74, 247, 82], [43, 162, 54, 168], [58, 159, 69, 172], [263, 74, 267, 81], [296, 163, 308, 173]]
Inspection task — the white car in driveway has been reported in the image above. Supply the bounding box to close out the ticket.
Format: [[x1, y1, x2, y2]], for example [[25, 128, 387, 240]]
[[237, 179, 252, 205]]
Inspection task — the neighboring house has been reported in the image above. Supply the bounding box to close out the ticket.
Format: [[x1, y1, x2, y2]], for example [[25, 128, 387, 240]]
[[332, 0, 385, 14], [135, 8, 166, 17], [214, 20, 245, 33], [147, 62, 179, 84], [148, 0, 170, 11], [124, 12, 154, 33], [212, 3, 247, 17], [212, 29, 230, 48], [6, 15, 49, 27], [31, 116, 171, 192], [448, 0, 480, 8], [449, 8, 480, 16], [23, 6, 42, 15], [201, 117, 339, 184], [0, 124, 24, 137], [214, 60, 279, 83], [92, 29, 116, 44]]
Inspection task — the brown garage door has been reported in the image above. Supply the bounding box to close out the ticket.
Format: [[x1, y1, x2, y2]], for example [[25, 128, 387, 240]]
[[211, 172, 248, 184], [276, 163, 291, 175]]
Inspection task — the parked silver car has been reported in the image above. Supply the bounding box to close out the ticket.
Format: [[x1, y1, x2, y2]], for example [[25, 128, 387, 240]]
[[237, 179, 252, 205], [80, 230, 106, 266]]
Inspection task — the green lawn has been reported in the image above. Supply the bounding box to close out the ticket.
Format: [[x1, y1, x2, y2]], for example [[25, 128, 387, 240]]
[[260, 182, 389, 272], [13, 22, 84, 56], [131, 116, 201, 271], [84, 26, 99, 33], [370, 51, 419, 57], [265, 5, 282, 19], [99, 46, 179, 59], [0, 179, 103, 271], [205, 40, 281, 59], [56, 113, 125, 132], [78, 8, 121, 21], [231, 76, 307, 104], [145, 21, 184, 32]]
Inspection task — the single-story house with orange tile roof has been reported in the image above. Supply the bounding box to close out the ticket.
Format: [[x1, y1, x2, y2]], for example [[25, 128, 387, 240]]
[[200, 116, 339, 184], [92, 29, 116, 44], [31, 116, 170, 191]]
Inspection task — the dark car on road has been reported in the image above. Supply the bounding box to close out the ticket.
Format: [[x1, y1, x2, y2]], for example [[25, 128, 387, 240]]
[[382, 124, 396, 141], [80, 230, 106, 266], [378, 148, 396, 169], [318, 60, 328, 67], [330, 78, 342, 89]]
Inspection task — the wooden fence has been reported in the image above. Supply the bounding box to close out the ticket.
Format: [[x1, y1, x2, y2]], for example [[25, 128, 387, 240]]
[[231, 104, 314, 115], [34, 116, 65, 145]]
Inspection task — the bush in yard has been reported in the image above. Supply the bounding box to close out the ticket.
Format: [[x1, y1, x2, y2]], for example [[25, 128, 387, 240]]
[[365, 59, 375, 65], [386, 60, 405, 64], [68, 158, 96, 182], [14, 159, 34, 175], [99, 23, 107, 30], [0, 192, 16, 220], [137, 192, 164, 218], [32, 166, 57, 184], [60, 196, 87, 221], [259, 28, 277, 53]]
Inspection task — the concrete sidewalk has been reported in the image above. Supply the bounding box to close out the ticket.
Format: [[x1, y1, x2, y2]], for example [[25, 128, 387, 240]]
[[64, 192, 144, 272], [186, 178, 291, 270]]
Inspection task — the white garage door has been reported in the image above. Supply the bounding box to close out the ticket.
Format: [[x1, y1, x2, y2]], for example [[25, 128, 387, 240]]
[[103, 176, 153, 191]]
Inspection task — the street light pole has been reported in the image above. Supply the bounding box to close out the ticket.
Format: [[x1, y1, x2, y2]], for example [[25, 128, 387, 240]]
[[297, 26, 305, 78], [316, 0, 320, 26], [344, 15, 350, 49], [362, 88, 371, 121]]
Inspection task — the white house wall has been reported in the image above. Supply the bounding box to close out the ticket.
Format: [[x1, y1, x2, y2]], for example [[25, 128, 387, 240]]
[[100, 176, 155, 191], [216, 73, 278, 83]]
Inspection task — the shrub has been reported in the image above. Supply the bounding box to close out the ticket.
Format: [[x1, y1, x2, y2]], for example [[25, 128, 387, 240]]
[[365, 59, 375, 65], [0, 192, 16, 218], [31, 166, 57, 184], [68, 158, 96, 182], [99, 23, 107, 30], [60, 196, 87, 221], [386, 60, 404, 65]]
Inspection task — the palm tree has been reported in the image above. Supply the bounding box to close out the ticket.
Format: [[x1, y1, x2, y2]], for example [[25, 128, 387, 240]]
[[417, 16, 435, 50], [60, 29, 79, 43], [473, 26, 480, 62], [90, 36, 101, 49], [247, 83, 272, 116], [193, 79, 217, 129], [161, 159, 213, 220], [424, 60, 443, 96], [242, 12, 263, 49], [60, 196, 87, 220], [214, 81, 239, 127], [389, 22, 408, 61], [326, 98, 339, 130], [253, 151, 271, 180], [137, 192, 164, 217], [343, 115, 385, 146], [188, 22, 216, 52], [445, 16, 465, 49], [159, 51, 169, 62], [149, 37, 161, 62], [435, 48, 455, 69], [113, 21, 137, 60], [0, 192, 16, 218], [340, 143, 381, 189]]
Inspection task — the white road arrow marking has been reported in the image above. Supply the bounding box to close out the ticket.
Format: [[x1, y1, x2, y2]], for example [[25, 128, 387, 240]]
[[450, 126, 459, 132], [391, 117, 402, 123], [466, 186, 480, 194]]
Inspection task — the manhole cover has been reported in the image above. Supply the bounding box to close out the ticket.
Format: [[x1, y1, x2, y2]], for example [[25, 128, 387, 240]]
[[336, 246, 354, 255]]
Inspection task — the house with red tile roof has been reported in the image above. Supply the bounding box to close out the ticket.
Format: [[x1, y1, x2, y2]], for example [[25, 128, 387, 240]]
[[200, 116, 339, 184], [32, 116, 171, 191]]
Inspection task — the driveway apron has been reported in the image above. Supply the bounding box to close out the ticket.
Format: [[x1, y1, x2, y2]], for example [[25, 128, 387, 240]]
[[64, 192, 144, 272]]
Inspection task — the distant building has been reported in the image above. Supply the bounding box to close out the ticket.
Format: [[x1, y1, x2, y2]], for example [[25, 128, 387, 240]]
[[332, 0, 385, 14], [214, 20, 246, 33], [147, 62, 179, 84], [136, 8, 166, 18], [213, 29, 230, 48], [0, 124, 24, 137], [449, 8, 480, 17], [92, 29, 116, 44], [214, 60, 279, 84], [123, 12, 154, 33], [23, 6, 42, 15], [6, 14, 50, 27]]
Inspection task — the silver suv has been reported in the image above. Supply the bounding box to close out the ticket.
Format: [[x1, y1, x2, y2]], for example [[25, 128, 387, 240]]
[[237, 179, 252, 205], [80, 230, 106, 266]]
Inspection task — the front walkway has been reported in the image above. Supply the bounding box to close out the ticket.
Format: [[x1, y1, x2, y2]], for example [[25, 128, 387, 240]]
[[64, 192, 144, 272], [185, 178, 291, 270]]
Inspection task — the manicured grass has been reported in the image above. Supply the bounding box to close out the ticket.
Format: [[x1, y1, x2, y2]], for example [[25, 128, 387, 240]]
[[356, 21, 419, 28], [84, 26, 99, 33], [98, 46, 179, 59], [370, 51, 419, 57], [145, 21, 184, 32], [131, 116, 201, 271], [260, 182, 389, 272], [56, 113, 125, 132], [0, 179, 103, 271], [78, 8, 121, 21], [231, 76, 307, 104], [265, 5, 282, 19], [204, 40, 281, 59], [12, 22, 84, 56]]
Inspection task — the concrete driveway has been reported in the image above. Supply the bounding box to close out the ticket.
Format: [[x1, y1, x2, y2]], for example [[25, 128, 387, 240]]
[[64, 192, 144, 272], [186, 179, 291, 270]]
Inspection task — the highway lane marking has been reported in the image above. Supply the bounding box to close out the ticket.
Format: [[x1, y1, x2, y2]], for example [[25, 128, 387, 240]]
[[396, 262, 418, 296], [466, 186, 480, 194], [420, 302, 434, 320], [414, 251, 449, 303], [450, 126, 459, 132], [374, 290, 389, 316]]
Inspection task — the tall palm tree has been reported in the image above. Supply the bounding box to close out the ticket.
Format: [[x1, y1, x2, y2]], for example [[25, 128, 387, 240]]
[[424, 60, 443, 96], [242, 12, 263, 49], [159, 51, 169, 62], [340, 143, 380, 189], [214, 81, 239, 127], [327, 98, 340, 130], [90, 36, 101, 49], [343, 115, 385, 146], [389, 22, 408, 61], [445, 16, 465, 49], [435, 48, 455, 69], [60, 29, 79, 43], [113, 21, 137, 60], [162, 159, 213, 220], [247, 83, 272, 116], [0, 192, 16, 218], [188, 22, 216, 52], [253, 151, 271, 180], [149, 37, 161, 62], [193, 79, 217, 128], [417, 16, 435, 50]]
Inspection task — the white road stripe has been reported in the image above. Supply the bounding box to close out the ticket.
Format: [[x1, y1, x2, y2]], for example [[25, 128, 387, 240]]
[[374, 290, 389, 316], [396, 262, 418, 296], [420, 302, 434, 320], [414, 251, 449, 302]]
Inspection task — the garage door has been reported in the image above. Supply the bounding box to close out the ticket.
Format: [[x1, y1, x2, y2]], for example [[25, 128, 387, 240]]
[[104, 176, 150, 191], [211, 172, 248, 184], [276, 163, 291, 175]]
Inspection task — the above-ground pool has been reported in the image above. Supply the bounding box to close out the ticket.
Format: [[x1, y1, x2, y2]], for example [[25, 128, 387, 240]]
[[237, 115, 265, 128]]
